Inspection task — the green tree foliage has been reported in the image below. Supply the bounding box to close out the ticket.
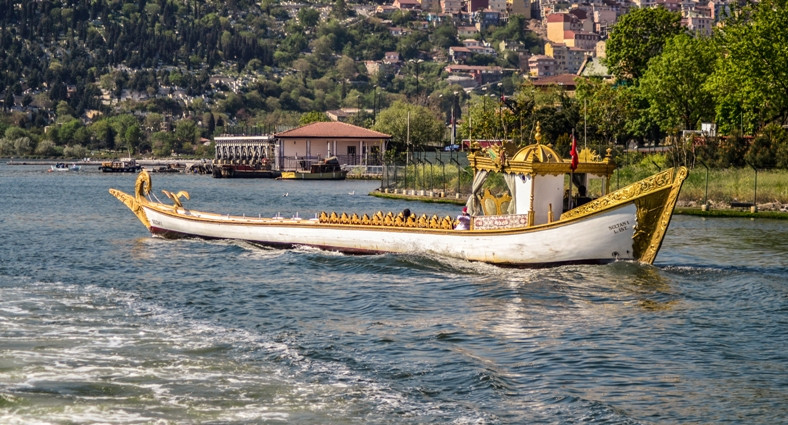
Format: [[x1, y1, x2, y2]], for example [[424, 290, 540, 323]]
[[150, 131, 175, 157], [745, 124, 788, 169], [331, 0, 349, 20], [34, 139, 58, 157], [63, 144, 88, 159], [707, 0, 788, 133], [463, 81, 579, 150], [373, 101, 444, 154], [173, 119, 199, 153], [639, 34, 717, 132], [576, 79, 634, 145], [605, 7, 683, 82], [298, 8, 320, 28], [13, 137, 35, 156], [461, 94, 502, 142], [299, 111, 329, 125]]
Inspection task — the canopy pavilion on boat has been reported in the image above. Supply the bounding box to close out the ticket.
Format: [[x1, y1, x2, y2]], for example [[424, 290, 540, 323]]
[[464, 124, 616, 228]]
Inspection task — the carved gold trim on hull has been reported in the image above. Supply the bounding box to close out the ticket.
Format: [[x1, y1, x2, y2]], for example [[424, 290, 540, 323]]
[[636, 166, 688, 264], [109, 188, 151, 229], [560, 168, 677, 220]]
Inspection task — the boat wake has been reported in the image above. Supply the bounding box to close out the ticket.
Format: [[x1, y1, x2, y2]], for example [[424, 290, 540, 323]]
[[0, 277, 490, 424]]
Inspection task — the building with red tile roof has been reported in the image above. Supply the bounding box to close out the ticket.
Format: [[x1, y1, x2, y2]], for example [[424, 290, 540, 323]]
[[275, 122, 391, 168]]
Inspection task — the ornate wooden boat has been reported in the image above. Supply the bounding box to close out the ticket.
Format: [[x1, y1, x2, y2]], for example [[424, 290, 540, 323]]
[[110, 135, 687, 267]]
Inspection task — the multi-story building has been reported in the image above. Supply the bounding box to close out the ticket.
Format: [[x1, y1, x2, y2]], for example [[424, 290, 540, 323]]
[[685, 12, 713, 36], [467, 0, 489, 13], [545, 42, 593, 74], [477, 9, 502, 28], [444, 64, 504, 85], [528, 55, 557, 77], [592, 6, 617, 36], [488, 0, 508, 14], [508, 0, 532, 19], [457, 25, 480, 38], [394, 0, 422, 10], [420, 0, 442, 13], [546, 13, 584, 44], [564, 31, 600, 51], [441, 0, 463, 14]]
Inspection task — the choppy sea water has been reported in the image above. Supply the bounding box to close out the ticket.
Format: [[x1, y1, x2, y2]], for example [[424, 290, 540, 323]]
[[0, 164, 785, 424]]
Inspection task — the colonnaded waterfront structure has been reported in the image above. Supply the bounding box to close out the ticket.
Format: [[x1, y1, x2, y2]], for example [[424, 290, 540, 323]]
[[214, 134, 278, 169]]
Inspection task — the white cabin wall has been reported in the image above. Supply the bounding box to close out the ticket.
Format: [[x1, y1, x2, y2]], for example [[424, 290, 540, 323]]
[[515, 174, 566, 224], [535, 174, 565, 224], [514, 175, 532, 215]]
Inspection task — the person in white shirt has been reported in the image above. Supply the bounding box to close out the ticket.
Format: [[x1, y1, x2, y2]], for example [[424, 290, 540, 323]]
[[455, 206, 471, 230]]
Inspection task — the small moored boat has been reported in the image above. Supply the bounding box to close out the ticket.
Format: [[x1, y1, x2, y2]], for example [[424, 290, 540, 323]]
[[99, 158, 142, 173], [280, 156, 347, 180], [110, 128, 687, 267], [49, 163, 80, 172], [212, 158, 280, 178]]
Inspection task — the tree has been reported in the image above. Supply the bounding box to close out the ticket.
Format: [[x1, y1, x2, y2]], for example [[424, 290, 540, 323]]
[[745, 124, 787, 169], [173, 118, 198, 153], [35, 139, 59, 157], [639, 33, 717, 132], [707, 0, 788, 133], [373, 101, 444, 153], [124, 124, 142, 154], [55, 101, 75, 120], [331, 0, 348, 20], [575, 78, 635, 145], [13, 137, 35, 156], [299, 111, 329, 125], [88, 120, 116, 150], [605, 7, 683, 82], [63, 144, 88, 159], [298, 8, 320, 28], [150, 131, 174, 157], [3, 90, 13, 111]]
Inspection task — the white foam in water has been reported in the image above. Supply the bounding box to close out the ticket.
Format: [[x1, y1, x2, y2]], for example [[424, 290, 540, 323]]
[[0, 279, 458, 424]]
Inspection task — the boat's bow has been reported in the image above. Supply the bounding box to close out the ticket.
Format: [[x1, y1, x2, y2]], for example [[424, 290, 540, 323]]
[[560, 166, 688, 264], [109, 170, 154, 230]]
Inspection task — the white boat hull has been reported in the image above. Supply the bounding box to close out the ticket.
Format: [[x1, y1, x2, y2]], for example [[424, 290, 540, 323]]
[[142, 202, 639, 265]]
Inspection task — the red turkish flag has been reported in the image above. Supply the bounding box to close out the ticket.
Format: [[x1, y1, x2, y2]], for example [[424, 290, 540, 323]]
[[570, 134, 578, 171]]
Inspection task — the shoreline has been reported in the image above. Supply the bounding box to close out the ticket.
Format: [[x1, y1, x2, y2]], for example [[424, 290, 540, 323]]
[[5, 159, 202, 167]]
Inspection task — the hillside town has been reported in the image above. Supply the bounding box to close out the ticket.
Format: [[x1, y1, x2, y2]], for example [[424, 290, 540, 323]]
[[2, 0, 785, 175], [3, 0, 735, 117], [367, 0, 730, 88]]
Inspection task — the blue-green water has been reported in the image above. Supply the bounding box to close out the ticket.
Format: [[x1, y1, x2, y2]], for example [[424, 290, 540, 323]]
[[1, 164, 785, 424]]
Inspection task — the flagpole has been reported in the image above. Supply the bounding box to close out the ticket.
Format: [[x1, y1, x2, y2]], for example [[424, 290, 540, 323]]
[[569, 131, 578, 210], [569, 131, 574, 210]]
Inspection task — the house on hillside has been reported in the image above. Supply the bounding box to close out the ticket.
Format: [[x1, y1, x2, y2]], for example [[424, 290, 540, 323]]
[[275, 121, 391, 168]]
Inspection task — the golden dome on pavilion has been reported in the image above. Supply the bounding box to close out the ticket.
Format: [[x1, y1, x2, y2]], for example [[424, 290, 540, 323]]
[[510, 143, 563, 164]]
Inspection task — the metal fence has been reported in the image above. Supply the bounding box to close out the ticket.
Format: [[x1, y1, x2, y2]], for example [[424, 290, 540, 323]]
[[380, 151, 472, 197]]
